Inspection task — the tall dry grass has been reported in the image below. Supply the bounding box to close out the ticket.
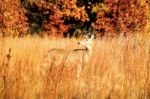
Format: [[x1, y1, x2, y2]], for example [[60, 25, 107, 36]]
[[0, 35, 150, 99]]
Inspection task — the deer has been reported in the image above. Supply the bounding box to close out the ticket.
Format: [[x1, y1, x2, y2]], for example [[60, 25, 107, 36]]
[[41, 34, 95, 82]]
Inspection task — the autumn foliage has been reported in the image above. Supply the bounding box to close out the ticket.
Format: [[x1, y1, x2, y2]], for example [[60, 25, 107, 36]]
[[0, 0, 149, 37], [1, 0, 28, 37], [92, 0, 148, 36]]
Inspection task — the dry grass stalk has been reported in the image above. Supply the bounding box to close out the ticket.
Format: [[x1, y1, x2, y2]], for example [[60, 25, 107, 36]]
[[0, 35, 149, 99]]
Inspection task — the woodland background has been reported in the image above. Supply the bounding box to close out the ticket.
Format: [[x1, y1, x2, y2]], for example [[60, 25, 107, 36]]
[[0, 0, 150, 98], [0, 0, 150, 37]]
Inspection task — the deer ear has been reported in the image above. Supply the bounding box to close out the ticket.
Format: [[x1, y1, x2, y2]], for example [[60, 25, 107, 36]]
[[91, 34, 94, 39]]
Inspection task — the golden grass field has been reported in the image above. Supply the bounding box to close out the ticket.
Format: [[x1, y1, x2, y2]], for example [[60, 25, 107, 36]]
[[0, 35, 150, 99]]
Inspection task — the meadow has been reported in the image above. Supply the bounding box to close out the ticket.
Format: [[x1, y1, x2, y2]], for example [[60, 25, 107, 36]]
[[0, 35, 150, 99]]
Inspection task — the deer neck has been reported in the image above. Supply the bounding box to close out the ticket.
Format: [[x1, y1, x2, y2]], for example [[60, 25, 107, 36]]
[[85, 45, 92, 57]]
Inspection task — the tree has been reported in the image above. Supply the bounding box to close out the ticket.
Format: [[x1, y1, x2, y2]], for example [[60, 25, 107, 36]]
[[1, 0, 28, 36], [28, 0, 89, 37], [92, 0, 149, 36]]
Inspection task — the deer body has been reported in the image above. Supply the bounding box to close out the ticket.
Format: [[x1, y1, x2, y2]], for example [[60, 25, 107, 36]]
[[41, 35, 94, 80]]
